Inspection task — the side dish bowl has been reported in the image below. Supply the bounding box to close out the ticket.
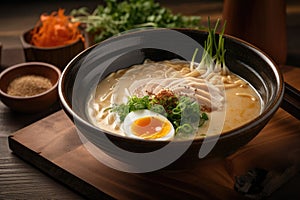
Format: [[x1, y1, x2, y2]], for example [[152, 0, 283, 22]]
[[58, 28, 284, 170], [20, 29, 85, 70], [0, 62, 61, 113]]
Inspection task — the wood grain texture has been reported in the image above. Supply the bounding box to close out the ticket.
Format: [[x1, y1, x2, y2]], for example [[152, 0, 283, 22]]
[[6, 66, 300, 199], [0, 85, 83, 200], [0, 157, 83, 200], [7, 110, 246, 200], [1, 1, 300, 199]]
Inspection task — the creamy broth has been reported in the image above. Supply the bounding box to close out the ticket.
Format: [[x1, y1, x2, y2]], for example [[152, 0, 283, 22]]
[[87, 60, 261, 139]]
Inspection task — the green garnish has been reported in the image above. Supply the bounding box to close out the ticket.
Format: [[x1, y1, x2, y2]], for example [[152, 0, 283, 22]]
[[176, 123, 193, 135], [70, 0, 202, 43], [111, 95, 150, 121], [110, 103, 129, 122], [110, 90, 208, 137], [195, 17, 229, 76]]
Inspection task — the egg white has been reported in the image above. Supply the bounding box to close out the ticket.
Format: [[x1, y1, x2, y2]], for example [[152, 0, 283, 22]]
[[122, 109, 175, 141]]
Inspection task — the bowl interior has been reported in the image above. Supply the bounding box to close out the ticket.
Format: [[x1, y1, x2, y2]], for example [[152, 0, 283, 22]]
[[62, 29, 281, 122], [0, 62, 60, 96], [59, 28, 283, 160]]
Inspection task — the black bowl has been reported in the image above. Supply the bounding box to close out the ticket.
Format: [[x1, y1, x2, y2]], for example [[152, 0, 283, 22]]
[[58, 28, 284, 172]]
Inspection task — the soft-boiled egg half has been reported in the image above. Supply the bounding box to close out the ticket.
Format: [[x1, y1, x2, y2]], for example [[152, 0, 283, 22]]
[[122, 109, 175, 140]]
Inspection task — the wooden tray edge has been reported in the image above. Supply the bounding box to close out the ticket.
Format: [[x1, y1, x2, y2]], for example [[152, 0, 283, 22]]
[[8, 134, 113, 200]]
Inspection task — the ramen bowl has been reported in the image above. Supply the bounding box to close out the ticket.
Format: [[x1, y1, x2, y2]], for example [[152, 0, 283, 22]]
[[58, 28, 284, 172]]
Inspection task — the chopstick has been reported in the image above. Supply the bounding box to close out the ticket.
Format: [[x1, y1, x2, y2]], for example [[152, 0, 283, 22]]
[[281, 82, 300, 120]]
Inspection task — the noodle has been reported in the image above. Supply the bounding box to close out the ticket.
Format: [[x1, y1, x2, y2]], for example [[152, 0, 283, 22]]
[[87, 60, 261, 138]]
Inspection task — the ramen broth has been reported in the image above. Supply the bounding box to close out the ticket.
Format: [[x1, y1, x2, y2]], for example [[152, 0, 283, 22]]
[[87, 60, 261, 139]]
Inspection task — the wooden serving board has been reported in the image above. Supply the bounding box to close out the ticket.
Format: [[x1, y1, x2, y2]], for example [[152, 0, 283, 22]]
[[8, 66, 300, 199], [8, 106, 300, 200]]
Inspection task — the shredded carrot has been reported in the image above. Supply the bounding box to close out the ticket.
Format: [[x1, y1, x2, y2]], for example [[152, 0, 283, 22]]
[[30, 8, 84, 47]]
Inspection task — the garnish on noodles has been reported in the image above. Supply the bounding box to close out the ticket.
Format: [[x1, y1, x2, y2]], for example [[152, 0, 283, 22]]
[[110, 89, 209, 137], [87, 19, 262, 140]]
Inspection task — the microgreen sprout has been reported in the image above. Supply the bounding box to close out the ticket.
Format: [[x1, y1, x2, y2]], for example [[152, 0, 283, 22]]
[[194, 18, 229, 76]]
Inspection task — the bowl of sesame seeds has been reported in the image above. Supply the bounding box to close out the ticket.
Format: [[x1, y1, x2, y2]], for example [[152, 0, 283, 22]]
[[0, 62, 61, 113]]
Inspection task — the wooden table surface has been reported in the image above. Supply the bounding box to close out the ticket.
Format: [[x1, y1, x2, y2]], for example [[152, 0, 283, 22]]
[[1, 1, 300, 199], [1, 66, 299, 200]]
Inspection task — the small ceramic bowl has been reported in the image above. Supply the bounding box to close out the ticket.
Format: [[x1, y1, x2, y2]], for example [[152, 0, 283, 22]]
[[20, 29, 85, 70], [0, 62, 61, 113]]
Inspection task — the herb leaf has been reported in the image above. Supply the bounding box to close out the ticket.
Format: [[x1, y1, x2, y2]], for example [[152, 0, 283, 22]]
[[71, 0, 202, 43], [110, 91, 208, 137]]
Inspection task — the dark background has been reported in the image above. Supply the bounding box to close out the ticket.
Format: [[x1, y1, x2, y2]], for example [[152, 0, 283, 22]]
[[0, 1, 300, 199], [1, 0, 300, 67]]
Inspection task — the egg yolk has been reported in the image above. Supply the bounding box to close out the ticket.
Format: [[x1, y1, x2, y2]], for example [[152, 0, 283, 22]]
[[131, 116, 171, 139]]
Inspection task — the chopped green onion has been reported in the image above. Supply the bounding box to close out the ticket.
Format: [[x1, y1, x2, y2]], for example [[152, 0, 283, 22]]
[[176, 123, 194, 135], [150, 104, 166, 117], [111, 90, 209, 137]]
